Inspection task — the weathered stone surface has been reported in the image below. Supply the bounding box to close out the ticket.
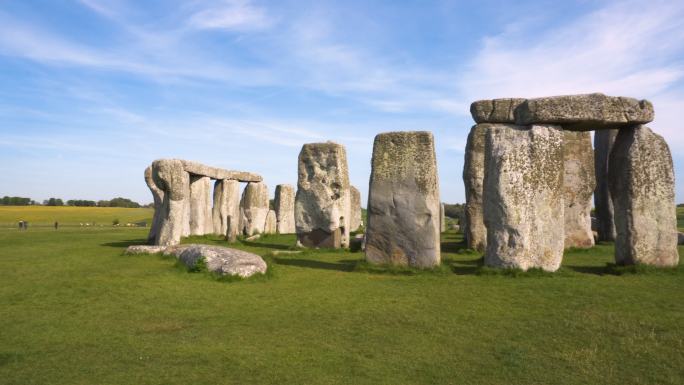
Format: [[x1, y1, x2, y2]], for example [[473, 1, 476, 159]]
[[264, 210, 277, 234], [240, 182, 269, 236], [144, 166, 164, 245], [365, 131, 441, 268], [189, 176, 213, 236], [483, 124, 565, 271], [515, 93, 654, 130], [563, 131, 595, 248], [350, 186, 362, 231], [470, 98, 525, 123], [150, 159, 190, 246], [609, 126, 678, 266], [174, 244, 267, 278], [463, 124, 491, 252], [295, 142, 351, 248], [125, 245, 167, 255], [594, 129, 618, 241], [180, 160, 262, 182], [274, 184, 295, 234], [212, 179, 240, 238]]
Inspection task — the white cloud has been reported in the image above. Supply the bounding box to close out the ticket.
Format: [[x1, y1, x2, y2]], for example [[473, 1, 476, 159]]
[[188, 0, 272, 31]]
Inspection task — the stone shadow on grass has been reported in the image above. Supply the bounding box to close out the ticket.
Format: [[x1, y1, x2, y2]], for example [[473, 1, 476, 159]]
[[273, 257, 358, 272], [101, 239, 147, 248]]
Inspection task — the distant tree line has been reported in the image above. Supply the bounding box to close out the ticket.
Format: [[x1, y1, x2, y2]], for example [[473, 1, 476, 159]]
[[1, 196, 143, 208], [443, 203, 464, 219], [0, 196, 35, 205]]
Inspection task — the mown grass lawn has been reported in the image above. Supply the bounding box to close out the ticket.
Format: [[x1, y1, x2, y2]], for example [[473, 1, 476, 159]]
[[1, 224, 682, 385]]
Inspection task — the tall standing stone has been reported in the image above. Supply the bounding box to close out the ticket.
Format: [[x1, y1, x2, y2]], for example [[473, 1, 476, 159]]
[[594, 129, 618, 241], [440, 203, 446, 232], [294, 142, 351, 248], [150, 159, 190, 246], [274, 184, 296, 234], [189, 176, 213, 236], [350, 186, 362, 231], [240, 182, 269, 236], [483, 124, 565, 271], [365, 131, 441, 268], [264, 210, 277, 234], [463, 124, 489, 251], [563, 131, 595, 248], [609, 126, 678, 266], [212, 179, 240, 238], [144, 165, 164, 245]]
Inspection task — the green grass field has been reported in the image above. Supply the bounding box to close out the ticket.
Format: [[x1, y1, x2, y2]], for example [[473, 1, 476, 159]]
[[0, 206, 153, 228], [0, 207, 683, 384]]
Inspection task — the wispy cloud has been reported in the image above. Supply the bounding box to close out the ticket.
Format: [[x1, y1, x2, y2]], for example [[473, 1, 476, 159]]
[[187, 0, 273, 31]]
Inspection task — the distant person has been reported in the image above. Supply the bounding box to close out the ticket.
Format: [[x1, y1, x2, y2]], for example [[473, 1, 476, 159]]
[[54, 221, 59, 230], [18, 221, 23, 231], [24, 221, 29, 230]]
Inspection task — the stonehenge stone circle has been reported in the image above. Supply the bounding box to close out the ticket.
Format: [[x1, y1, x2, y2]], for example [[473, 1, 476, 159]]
[[264, 209, 277, 234], [274, 184, 296, 234], [240, 182, 270, 236], [594, 129, 618, 241], [609, 126, 678, 266], [563, 131, 595, 249], [189, 176, 213, 236], [350, 186, 362, 231], [294, 142, 351, 248], [145, 159, 261, 246], [365, 131, 441, 268], [468, 93, 675, 269], [463, 124, 490, 252], [483, 124, 565, 271], [212, 179, 240, 238]]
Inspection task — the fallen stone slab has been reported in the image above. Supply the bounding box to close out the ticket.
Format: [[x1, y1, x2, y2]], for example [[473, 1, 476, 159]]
[[172, 244, 267, 278], [515, 93, 654, 130], [125, 245, 168, 255]]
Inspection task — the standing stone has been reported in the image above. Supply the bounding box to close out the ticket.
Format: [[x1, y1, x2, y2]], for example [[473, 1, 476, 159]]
[[483, 124, 565, 271], [150, 159, 190, 246], [563, 131, 595, 248], [294, 142, 351, 248], [440, 203, 446, 232], [144, 165, 165, 245], [212, 179, 240, 238], [350, 186, 362, 231], [463, 124, 489, 251], [264, 210, 277, 234], [274, 184, 296, 234], [365, 131, 441, 268], [594, 129, 618, 241], [189, 176, 213, 236], [240, 182, 269, 236], [609, 126, 678, 266]]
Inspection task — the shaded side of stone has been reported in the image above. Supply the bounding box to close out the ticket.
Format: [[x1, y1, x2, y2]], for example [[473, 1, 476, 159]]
[[483, 124, 565, 271], [365, 131, 441, 268], [463, 124, 491, 252], [609, 126, 678, 266], [145, 165, 165, 245], [563, 131, 596, 248], [594, 129, 618, 241]]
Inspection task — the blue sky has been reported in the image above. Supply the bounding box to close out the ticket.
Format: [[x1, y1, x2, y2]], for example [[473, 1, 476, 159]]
[[1, 0, 683, 205]]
